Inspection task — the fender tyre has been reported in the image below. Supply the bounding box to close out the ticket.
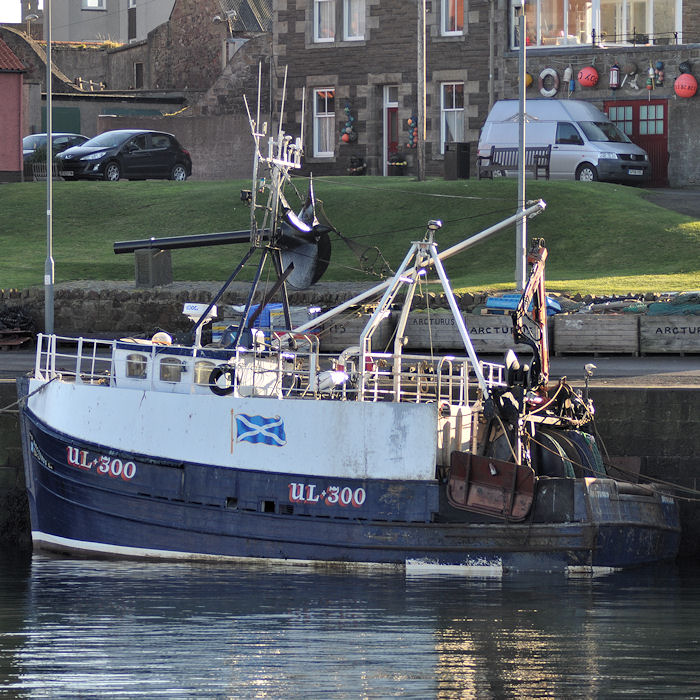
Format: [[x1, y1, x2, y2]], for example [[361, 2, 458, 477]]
[[209, 364, 235, 396]]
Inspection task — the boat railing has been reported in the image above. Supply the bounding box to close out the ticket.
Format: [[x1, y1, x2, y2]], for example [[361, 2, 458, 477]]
[[34, 334, 115, 384]]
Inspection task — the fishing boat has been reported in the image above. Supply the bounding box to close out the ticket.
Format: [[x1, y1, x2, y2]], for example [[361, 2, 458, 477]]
[[17, 92, 680, 575]]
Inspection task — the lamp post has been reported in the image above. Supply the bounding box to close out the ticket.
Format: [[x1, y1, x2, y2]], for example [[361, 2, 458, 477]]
[[26, 13, 39, 37], [45, 0, 54, 334], [416, 0, 426, 181], [514, 0, 527, 291]]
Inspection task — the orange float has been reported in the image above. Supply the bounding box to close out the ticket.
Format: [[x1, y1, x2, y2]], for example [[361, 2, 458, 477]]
[[674, 73, 698, 98], [577, 66, 599, 87]]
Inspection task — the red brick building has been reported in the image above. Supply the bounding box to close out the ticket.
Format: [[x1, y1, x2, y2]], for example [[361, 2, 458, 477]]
[[0, 38, 25, 182]]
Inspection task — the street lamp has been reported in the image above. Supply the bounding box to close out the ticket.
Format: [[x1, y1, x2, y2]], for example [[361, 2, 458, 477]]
[[45, 0, 54, 334], [26, 13, 39, 37]]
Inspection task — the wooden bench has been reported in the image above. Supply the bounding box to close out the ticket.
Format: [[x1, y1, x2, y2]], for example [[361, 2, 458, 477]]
[[477, 145, 551, 180]]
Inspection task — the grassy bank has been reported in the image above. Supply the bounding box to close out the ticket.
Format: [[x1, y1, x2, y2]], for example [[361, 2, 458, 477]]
[[0, 177, 698, 295]]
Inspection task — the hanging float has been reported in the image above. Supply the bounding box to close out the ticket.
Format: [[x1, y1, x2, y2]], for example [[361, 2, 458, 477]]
[[577, 66, 599, 87], [674, 72, 698, 98], [538, 68, 559, 98]]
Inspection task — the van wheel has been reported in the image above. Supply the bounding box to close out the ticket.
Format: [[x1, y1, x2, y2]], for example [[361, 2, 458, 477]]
[[576, 163, 598, 182]]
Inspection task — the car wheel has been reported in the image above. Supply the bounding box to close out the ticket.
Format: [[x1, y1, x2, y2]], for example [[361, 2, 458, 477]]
[[103, 162, 121, 182], [170, 164, 188, 181], [575, 163, 598, 182]]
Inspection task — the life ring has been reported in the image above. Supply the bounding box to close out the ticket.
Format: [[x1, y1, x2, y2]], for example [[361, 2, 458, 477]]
[[538, 68, 560, 98], [209, 364, 235, 396]]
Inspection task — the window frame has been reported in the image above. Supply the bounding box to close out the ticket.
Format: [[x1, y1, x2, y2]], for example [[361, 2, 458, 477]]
[[314, 0, 336, 42], [440, 82, 464, 155], [82, 0, 106, 10], [313, 88, 336, 158], [441, 0, 464, 36], [343, 0, 365, 41], [510, 0, 682, 49]]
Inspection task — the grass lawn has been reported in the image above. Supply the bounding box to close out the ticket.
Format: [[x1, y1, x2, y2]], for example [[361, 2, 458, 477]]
[[0, 176, 698, 295]]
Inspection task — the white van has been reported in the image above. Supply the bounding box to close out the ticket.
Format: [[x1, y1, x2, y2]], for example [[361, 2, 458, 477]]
[[478, 99, 650, 183]]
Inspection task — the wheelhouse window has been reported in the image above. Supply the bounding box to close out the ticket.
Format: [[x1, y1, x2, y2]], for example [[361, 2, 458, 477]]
[[440, 82, 464, 154], [313, 89, 336, 157], [159, 358, 184, 383], [126, 353, 148, 379], [442, 0, 464, 35], [511, 0, 679, 47], [314, 0, 335, 42], [343, 0, 365, 40], [194, 360, 216, 386]]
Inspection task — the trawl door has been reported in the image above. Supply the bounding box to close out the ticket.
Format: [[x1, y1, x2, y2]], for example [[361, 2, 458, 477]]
[[604, 99, 668, 187]]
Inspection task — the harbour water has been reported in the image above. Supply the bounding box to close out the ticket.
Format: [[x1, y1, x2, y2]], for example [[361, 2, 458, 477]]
[[1, 550, 699, 699]]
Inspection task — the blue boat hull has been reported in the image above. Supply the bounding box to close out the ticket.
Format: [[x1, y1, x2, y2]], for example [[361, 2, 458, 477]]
[[19, 396, 680, 574]]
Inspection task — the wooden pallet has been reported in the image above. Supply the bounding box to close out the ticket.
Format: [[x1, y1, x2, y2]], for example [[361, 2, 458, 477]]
[[640, 315, 700, 355], [553, 314, 639, 356], [403, 312, 531, 354]]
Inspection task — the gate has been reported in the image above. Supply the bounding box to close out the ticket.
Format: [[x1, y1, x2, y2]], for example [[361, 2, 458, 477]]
[[604, 99, 668, 187]]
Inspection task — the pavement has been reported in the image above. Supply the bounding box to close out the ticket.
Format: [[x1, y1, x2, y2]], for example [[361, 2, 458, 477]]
[[643, 186, 700, 218]]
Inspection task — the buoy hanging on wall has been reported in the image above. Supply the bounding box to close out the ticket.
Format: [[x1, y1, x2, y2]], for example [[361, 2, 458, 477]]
[[577, 66, 599, 87], [538, 68, 560, 97], [674, 73, 698, 98]]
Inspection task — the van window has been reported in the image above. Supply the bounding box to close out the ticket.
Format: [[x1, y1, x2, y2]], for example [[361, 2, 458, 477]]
[[556, 123, 584, 145], [578, 121, 630, 144]]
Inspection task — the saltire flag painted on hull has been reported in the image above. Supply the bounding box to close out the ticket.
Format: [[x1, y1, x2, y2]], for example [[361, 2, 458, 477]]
[[236, 414, 286, 446]]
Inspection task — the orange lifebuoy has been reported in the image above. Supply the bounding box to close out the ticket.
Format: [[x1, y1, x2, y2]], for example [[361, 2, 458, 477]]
[[538, 68, 560, 98]]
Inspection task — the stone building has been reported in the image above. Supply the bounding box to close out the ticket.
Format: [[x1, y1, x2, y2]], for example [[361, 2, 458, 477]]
[[274, 0, 700, 186]]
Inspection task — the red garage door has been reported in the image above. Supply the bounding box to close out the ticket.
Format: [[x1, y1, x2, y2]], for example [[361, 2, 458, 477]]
[[604, 99, 668, 187]]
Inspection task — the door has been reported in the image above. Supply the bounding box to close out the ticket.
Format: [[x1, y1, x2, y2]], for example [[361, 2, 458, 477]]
[[121, 134, 150, 178], [604, 99, 668, 187], [383, 86, 399, 176], [550, 121, 589, 178]]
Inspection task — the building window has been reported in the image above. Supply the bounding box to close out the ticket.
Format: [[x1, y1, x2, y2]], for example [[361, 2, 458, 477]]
[[82, 0, 106, 9], [441, 0, 464, 35], [639, 103, 664, 135], [313, 88, 336, 157], [608, 105, 633, 135], [314, 0, 335, 42], [440, 82, 464, 154], [343, 0, 365, 40], [134, 62, 144, 88], [511, 0, 679, 48]]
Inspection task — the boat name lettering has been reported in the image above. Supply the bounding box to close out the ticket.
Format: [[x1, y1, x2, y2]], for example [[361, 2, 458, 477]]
[[30, 437, 52, 470], [288, 482, 366, 507], [66, 447, 136, 480], [654, 326, 700, 335]]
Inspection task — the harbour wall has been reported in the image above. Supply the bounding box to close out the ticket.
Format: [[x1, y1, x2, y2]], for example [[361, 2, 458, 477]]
[[1, 380, 698, 558]]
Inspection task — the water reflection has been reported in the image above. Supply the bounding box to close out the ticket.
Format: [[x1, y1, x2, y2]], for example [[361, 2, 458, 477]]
[[0, 551, 698, 698]]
